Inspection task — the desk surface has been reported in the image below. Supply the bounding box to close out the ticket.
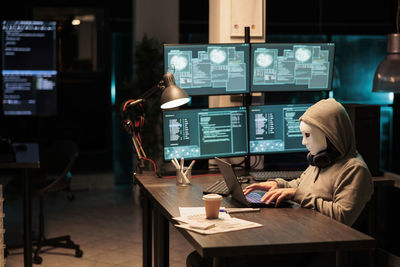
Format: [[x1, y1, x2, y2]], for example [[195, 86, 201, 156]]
[[0, 143, 40, 169], [135, 172, 375, 258]]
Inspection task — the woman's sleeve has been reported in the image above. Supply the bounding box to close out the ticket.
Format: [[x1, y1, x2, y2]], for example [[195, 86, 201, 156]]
[[293, 165, 374, 226], [271, 170, 307, 188]]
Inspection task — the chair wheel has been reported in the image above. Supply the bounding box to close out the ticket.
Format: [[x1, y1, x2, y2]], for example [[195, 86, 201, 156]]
[[33, 255, 43, 264], [75, 249, 83, 258]]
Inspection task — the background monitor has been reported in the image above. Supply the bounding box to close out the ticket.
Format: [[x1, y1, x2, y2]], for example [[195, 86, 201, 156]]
[[249, 103, 311, 154], [251, 43, 335, 92], [1, 20, 57, 116], [163, 43, 250, 96], [162, 106, 248, 160]]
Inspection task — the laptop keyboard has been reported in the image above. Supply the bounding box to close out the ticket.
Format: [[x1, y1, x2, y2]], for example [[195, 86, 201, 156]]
[[249, 170, 303, 181], [245, 191, 264, 203], [203, 170, 304, 196], [203, 179, 230, 196]]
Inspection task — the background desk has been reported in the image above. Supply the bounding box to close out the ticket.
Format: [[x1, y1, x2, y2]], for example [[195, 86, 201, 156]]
[[0, 143, 40, 267], [368, 176, 396, 238], [134, 171, 375, 267]]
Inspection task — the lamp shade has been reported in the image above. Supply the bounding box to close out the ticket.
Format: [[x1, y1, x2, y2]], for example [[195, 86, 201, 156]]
[[160, 72, 190, 109], [373, 33, 400, 93]]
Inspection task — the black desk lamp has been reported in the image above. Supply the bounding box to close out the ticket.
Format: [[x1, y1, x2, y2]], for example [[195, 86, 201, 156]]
[[121, 71, 189, 173], [372, 0, 400, 173]]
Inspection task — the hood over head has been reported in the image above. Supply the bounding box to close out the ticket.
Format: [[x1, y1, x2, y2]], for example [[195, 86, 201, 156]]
[[299, 98, 356, 159]]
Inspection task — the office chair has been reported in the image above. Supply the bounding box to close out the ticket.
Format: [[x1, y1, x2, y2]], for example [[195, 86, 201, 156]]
[[31, 140, 83, 264]]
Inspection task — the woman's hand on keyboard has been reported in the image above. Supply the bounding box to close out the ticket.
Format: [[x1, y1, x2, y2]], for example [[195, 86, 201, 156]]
[[243, 181, 278, 195], [261, 188, 296, 207]]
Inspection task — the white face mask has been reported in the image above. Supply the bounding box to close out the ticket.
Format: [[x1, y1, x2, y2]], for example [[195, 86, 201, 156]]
[[300, 121, 327, 155]]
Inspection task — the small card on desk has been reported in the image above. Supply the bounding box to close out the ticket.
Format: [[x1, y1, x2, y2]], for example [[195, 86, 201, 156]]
[[189, 221, 215, 230]]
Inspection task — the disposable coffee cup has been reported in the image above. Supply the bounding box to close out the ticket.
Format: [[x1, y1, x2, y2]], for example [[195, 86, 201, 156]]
[[176, 167, 191, 186], [202, 194, 222, 219]]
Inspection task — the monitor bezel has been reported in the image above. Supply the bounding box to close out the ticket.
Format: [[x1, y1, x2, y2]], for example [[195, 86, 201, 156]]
[[1, 19, 58, 117], [162, 105, 249, 161], [248, 103, 312, 155], [163, 43, 251, 96], [250, 42, 335, 93]]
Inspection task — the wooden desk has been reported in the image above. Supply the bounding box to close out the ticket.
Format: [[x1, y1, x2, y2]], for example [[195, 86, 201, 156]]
[[134, 171, 375, 267], [0, 143, 40, 267]]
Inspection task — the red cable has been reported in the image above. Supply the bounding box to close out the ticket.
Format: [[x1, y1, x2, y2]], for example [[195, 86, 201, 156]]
[[123, 99, 136, 111], [123, 100, 157, 174]]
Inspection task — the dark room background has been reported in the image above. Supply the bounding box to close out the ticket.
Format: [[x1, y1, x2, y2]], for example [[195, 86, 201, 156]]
[[0, 2, 399, 258]]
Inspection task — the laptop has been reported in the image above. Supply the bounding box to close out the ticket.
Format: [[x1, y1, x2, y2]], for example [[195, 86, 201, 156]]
[[214, 157, 292, 208]]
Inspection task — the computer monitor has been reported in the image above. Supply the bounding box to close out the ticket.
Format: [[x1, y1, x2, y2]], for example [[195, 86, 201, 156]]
[[1, 20, 57, 116], [162, 106, 248, 160], [163, 43, 250, 96], [249, 103, 312, 154], [251, 43, 335, 92]]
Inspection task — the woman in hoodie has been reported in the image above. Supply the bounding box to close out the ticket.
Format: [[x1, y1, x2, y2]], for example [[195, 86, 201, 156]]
[[244, 98, 374, 226]]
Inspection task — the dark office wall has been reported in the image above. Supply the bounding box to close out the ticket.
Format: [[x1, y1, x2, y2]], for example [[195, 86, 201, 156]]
[[0, 0, 132, 172], [1, 0, 398, 173], [180, 0, 398, 37], [265, 0, 397, 35], [179, 0, 209, 43]]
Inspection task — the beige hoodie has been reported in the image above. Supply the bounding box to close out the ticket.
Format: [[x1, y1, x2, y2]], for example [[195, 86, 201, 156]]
[[274, 98, 374, 226]]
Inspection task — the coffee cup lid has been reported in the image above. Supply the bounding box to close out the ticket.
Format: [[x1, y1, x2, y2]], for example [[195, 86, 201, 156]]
[[202, 194, 222, 200]]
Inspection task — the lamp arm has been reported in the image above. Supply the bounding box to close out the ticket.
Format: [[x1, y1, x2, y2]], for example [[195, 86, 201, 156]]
[[131, 134, 142, 158], [122, 81, 163, 111], [138, 80, 164, 101]]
